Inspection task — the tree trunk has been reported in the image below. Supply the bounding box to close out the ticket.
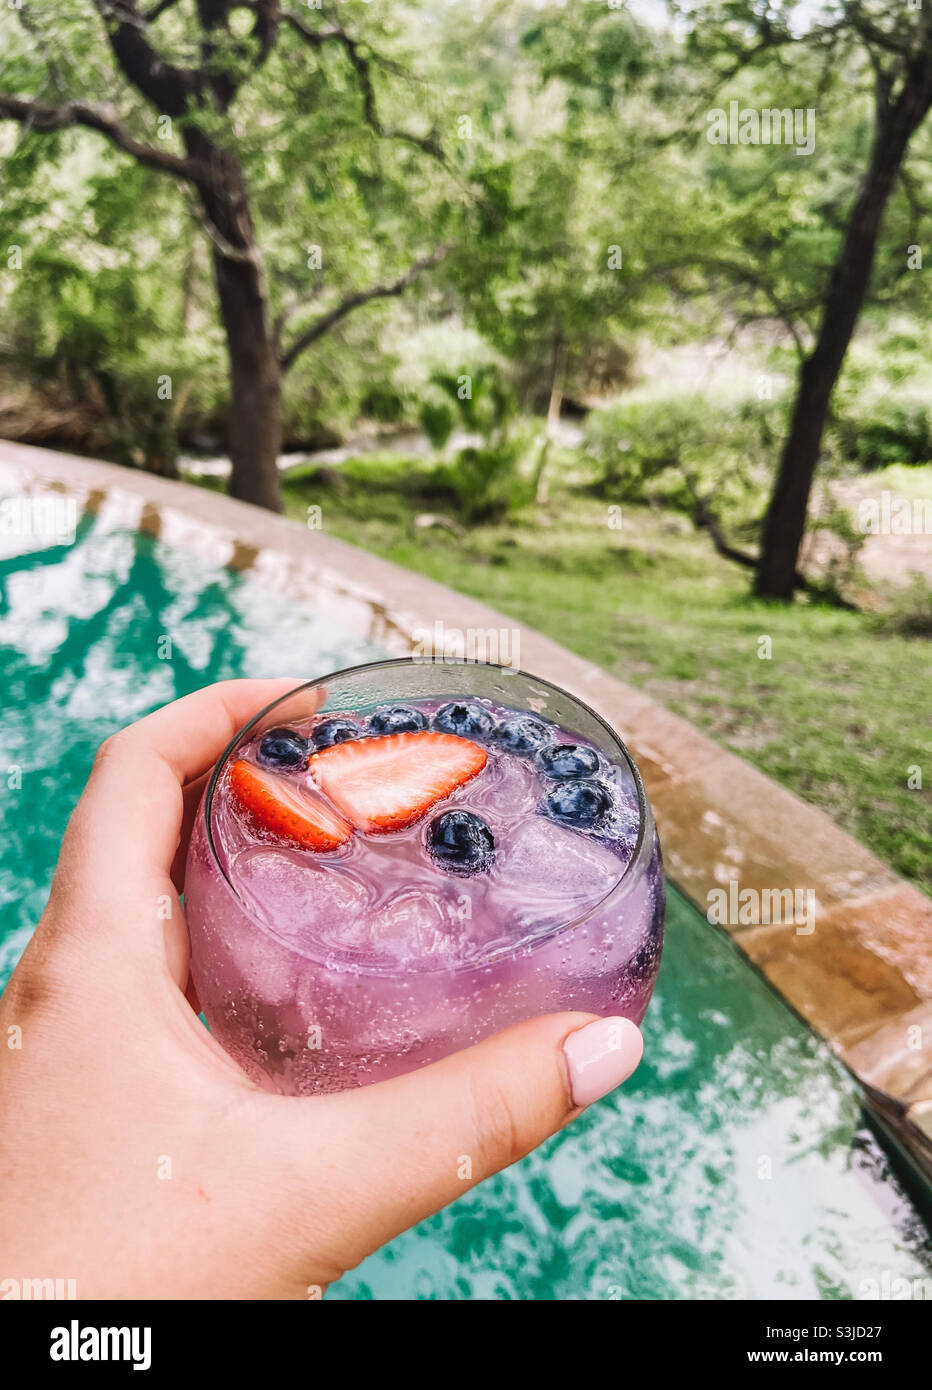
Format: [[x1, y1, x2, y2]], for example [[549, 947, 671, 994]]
[[212, 249, 283, 512], [187, 133, 283, 512], [755, 75, 932, 599]]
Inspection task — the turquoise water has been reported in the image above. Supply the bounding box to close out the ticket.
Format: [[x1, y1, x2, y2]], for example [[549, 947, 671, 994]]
[[1, 512, 929, 1299]]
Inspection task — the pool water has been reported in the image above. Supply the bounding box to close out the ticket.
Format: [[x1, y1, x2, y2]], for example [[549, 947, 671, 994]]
[[1, 511, 929, 1299]]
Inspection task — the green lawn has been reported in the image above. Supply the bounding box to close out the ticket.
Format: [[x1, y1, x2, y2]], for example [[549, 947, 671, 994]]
[[278, 455, 931, 895]]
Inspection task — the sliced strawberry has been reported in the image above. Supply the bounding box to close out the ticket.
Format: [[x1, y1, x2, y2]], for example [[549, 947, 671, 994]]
[[229, 759, 352, 852], [309, 731, 487, 833]]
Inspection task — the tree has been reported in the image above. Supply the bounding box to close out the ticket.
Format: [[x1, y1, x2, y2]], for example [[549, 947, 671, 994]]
[[755, 3, 932, 598], [657, 2, 932, 599], [431, 0, 669, 495], [0, 2, 451, 511]]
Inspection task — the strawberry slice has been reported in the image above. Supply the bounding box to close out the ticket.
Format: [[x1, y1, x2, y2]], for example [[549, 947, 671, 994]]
[[229, 759, 352, 851], [309, 731, 487, 833]]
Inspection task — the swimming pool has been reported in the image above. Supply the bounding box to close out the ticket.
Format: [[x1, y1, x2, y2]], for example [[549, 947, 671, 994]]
[[1, 508, 929, 1299]]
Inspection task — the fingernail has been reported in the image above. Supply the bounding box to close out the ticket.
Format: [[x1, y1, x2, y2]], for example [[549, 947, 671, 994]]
[[563, 1016, 643, 1108]]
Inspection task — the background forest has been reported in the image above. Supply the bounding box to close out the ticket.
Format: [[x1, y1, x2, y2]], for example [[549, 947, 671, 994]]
[[0, 0, 930, 889]]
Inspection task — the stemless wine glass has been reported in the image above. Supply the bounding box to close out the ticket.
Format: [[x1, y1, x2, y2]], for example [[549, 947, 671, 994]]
[[185, 659, 665, 1094]]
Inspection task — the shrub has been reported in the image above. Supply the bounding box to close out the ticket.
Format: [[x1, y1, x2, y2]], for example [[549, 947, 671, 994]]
[[433, 437, 533, 524], [358, 381, 407, 424], [420, 399, 455, 450], [832, 401, 932, 471], [583, 393, 776, 534], [874, 574, 932, 637], [421, 366, 532, 523]]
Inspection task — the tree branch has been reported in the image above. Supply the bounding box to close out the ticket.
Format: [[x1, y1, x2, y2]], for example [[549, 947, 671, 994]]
[[680, 469, 857, 604], [653, 255, 808, 361], [280, 246, 448, 373], [844, 3, 917, 59], [674, 464, 757, 568], [280, 10, 445, 162], [193, 0, 280, 112], [93, 0, 200, 117], [143, 0, 180, 21], [0, 94, 206, 183], [279, 9, 342, 49]]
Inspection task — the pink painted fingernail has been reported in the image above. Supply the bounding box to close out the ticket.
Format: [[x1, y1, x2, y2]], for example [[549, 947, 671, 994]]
[[563, 1017, 643, 1108]]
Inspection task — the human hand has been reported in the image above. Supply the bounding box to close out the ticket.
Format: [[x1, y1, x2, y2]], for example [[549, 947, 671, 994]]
[[0, 679, 643, 1299]]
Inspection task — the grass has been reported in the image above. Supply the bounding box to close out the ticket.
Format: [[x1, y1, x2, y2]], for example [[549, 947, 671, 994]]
[[276, 453, 931, 896]]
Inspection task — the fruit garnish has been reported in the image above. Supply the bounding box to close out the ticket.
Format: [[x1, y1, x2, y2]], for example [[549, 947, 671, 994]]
[[367, 704, 428, 735], [229, 759, 352, 851], [312, 716, 362, 749], [541, 779, 612, 830], [431, 700, 496, 740], [428, 809, 495, 875], [257, 726, 309, 771], [494, 715, 550, 755], [537, 742, 601, 780], [310, 730, 487, 833]]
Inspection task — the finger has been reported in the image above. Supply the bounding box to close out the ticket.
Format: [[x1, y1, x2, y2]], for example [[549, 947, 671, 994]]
[[274, 1013, 643, 1268], [61, 678, 312, 889], [103, 676, 314, 786]]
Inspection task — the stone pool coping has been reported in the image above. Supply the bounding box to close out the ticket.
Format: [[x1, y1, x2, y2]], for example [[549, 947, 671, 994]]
[[3, 439, 931, 1184]]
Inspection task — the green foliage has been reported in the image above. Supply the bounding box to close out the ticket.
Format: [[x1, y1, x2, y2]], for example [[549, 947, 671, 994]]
[[583, 392, 776, 533], [1, 0, 929, 485], [432, 437, 531, 526], [0, 0, 929, 582], [358, 381, 407, 425], [874, 574, 932, 638], [834, 401, 932, 471], [419, 399, 455, 450], [418, 366, 532, 524], [427, 367, 514, 441]]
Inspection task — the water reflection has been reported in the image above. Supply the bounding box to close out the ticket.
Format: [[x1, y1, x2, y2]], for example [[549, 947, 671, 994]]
[[334, 894, 931, 1300]]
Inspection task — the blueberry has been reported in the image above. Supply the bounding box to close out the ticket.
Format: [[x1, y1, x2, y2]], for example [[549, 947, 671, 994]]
[[257, 726, 309, 771], [494, 715, 550, 756], [538, 742, 600, 780], [312, 717, 361, 749], [368, 704, 428, 735], [432, 700, 496, 740], [541, 779, 612, 831], [427, 810, 495, 875]]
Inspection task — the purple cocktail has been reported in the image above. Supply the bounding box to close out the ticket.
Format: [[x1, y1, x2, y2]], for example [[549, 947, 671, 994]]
[[185, 660, 664, 1094]]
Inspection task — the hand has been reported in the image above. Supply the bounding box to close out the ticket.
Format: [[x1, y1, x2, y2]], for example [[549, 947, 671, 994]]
[[0, 680, 643, 1299]]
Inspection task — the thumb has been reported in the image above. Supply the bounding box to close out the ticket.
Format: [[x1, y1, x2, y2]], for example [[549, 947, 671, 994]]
[[290, 1012, 643, 1267]]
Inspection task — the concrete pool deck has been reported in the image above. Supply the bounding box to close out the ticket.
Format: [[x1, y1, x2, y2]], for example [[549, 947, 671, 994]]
[[2, 438, 931, 1184]]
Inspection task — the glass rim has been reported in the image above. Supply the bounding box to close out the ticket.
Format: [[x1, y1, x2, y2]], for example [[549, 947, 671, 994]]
[[202, 657, 656, 974]]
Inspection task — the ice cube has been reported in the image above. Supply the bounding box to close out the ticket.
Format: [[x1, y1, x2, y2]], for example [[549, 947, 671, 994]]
[[456, 752, 539, 822], [369, 886, 468, 962], [496, 816, 622, 928], [232, 849, 370, 952]]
